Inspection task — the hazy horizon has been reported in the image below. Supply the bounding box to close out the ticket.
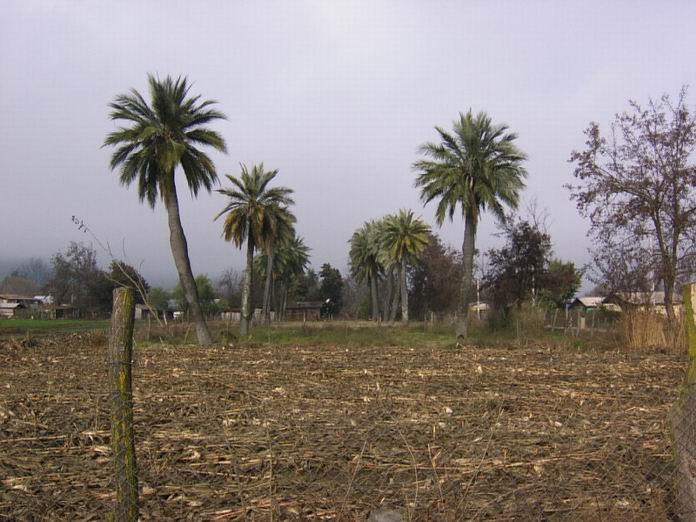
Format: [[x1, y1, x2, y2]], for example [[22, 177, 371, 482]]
[[3, 1, 696, 292]]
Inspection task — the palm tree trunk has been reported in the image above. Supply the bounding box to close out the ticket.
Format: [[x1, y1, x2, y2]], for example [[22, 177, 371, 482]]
[[458, 212, 477, 343], [370, 275, 380, 321], [389, 270, 400, 323], [276, 283, 282, 321], [263, 248, 274, 325], [240, 238, 255, 337], [271, 279, 277, 321], [383, 266, 393, 321], [162, 177, 212, 346], [400, 257, 408, 324]]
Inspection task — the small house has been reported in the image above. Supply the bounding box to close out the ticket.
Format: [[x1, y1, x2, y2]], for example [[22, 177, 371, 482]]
[[134, 304, 173, 321], [0, 302, 26, 318], [569, 296, 606, 311], [605, 291, 682, 316], [0, 294, 42, 309], [285, 301, 323, 321], [47, 304, 78, 319]]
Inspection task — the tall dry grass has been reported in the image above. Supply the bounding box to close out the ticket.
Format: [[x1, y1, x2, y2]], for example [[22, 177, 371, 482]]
[[618, 309, 686, 354]]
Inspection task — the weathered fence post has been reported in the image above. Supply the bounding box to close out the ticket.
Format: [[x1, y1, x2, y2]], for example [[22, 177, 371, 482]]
[[674, 283, 696, 520], [109, 287, 139, 521]]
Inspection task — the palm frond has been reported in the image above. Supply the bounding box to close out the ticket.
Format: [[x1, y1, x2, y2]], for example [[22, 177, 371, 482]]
[[216, 163, 296, 254], [104, 74, 228, 208], [413, 110, 527, 231]]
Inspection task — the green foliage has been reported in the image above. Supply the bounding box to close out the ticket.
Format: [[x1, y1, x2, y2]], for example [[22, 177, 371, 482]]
[[379, 209, 430, 267], [256, 234, 310, 283], [195, 275, 218, 316], [485, 220, 581, 310], [413, 110, 527, 228], [108, 261, 150, 303], [291, 268, 321, 302], [248, 323, 456, 348], [348, 210, 430, 321], [541, 259, 582, 307], [349, 221, 384, 285], [486, 220, 551, 309], [104, 75, 227, 207], [215, 164, 295, 251], [319, 263, 344, 316], [408, 232, 462, 318], [174, 275, 218, 315], [0, 319, 110, 338], [349, 220, 385, 320], [147, 287, 171, 311], [171, 283, 187, 311], [277, 236, 311, 279], [47, 242, 112, 316]]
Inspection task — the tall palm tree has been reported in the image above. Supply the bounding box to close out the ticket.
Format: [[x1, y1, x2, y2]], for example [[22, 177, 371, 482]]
[[349, 221, 384, 321], [104, 75, 227, 346], [261, 210, 296, 325], [273, 234, 311, 319], [216, 164, 294, 337], [253, 213, 296, 325], [414, 111, 527, 342], [380, 210, 430, 324], [370, 217, 400, 323]]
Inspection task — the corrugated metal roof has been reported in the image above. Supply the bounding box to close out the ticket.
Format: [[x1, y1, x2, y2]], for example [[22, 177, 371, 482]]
[[0, 294, 39, 301], [577, 297, 605, 307], [0, 302, 24, 309], [614, 291, 683, 305]]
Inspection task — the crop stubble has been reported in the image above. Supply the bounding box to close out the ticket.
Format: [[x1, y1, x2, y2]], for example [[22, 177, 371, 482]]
[[0, 334, 684, 520]]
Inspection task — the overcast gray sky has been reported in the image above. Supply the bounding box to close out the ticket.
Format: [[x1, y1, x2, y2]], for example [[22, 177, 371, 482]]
[[2, 1, 696, 288]]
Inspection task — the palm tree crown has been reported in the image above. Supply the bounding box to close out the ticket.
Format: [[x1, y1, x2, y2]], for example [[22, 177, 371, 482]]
[[380, 210, 431, 266], [349, 221, 384, 285], [414, 110, 527, 226], [216, 164, 295, 250], [265, 233, 311, 281], [105, 74, 227, 207]]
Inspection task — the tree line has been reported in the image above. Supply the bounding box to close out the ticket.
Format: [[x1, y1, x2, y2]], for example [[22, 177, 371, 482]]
[[102, 77, 536, 345], [0, 241, 349, 322], [9, 73, 686, 345]]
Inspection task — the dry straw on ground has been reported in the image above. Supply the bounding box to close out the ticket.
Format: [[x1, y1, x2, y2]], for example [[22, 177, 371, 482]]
[[0, 332, 685, 520]]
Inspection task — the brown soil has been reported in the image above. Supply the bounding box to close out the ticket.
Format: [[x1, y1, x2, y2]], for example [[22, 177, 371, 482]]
[[0, 334, 685, 520]]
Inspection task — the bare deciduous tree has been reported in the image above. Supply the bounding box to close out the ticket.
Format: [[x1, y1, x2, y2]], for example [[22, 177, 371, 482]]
[[568, 88, 696, 320]]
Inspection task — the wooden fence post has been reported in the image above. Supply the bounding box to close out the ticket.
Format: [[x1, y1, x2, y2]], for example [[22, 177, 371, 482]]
[[674, 283, 696, 520], [109, 287, 139, 521]]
